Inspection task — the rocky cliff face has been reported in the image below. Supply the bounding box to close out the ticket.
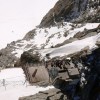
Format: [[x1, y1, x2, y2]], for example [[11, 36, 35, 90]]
[[0, 0, 99, 99], [0, 0, 99, 69], [39, 0, 100, 27], [0, 44, 17, 68], [39, 0, 74, 27], [19, 44, 100, 100]]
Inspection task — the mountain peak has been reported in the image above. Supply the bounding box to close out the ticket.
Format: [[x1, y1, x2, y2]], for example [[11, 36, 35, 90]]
[[39, 0, 100, 28]]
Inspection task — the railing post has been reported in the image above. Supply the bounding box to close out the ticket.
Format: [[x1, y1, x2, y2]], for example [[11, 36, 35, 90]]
[[3, 79, 6, 90]]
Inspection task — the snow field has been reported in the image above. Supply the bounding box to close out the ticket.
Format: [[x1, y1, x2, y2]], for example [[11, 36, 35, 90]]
[[0, 68, 53, 100]]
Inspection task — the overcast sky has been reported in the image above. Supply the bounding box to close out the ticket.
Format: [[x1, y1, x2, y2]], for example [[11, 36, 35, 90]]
[[0, 0, 58, 49]]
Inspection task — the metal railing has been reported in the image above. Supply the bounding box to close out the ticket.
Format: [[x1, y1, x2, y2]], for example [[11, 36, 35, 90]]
[[0, 76, 28, 90]]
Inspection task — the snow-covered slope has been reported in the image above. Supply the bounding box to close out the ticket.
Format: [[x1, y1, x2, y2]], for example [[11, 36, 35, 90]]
[[0, 0, 99, 68], [40, 33, 100, 58], [0, 68, 53, 100], [11, 23, 99, 58], [0, 0, 100, 99], [0, 22, 99, 68]]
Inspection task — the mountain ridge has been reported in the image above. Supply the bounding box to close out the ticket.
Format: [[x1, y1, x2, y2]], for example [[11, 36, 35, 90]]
[[39, 0, 100, 27], [0, 0, 99, 68], [0, 0, 100, 99]]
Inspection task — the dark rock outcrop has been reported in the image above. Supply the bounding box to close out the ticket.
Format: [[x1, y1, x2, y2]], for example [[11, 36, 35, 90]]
[[74, 6, 100, 23], [39, 0, 73, 27], [15, 51, 41, 67], [23, 29, 36, 41], [19, 88, 67, 100], [0, 45, 17, 68], [19, 47, 100, 100], [74, 24, 100, 39], [39, 0, 100, 28], [39, 0, 89, 27], [49, 47, 100, 100]]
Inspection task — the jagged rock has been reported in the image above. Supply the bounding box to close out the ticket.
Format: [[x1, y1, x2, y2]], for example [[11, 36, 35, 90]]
[[19, 88, 67, 100], [0, 47, 17, 68], [39, 0, 100, 28], [39, 0, 73, 27], [52, 47, 100, 100], [74, 25, 99, 39], [23, 29, 36, 41], [55, 37, 78, 47], [74, 7, 100, 23], [15, 51, 41, 66], [39, 0, 89, 27], [96, 37, 100, 47]]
